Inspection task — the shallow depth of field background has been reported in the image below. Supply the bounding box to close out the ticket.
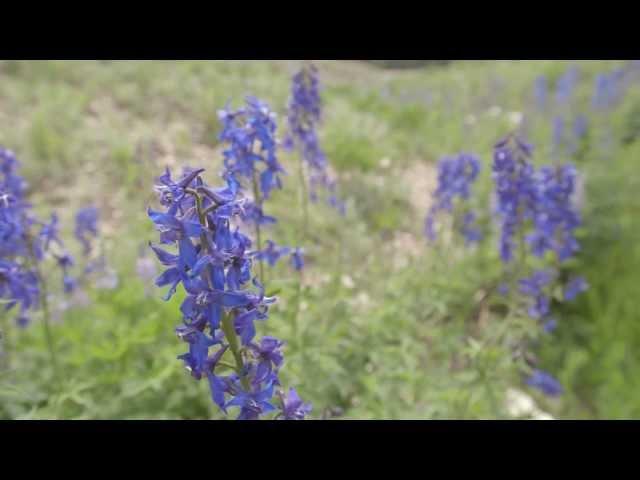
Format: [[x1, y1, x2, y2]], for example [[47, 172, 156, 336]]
[[1, 60, 639, 419]]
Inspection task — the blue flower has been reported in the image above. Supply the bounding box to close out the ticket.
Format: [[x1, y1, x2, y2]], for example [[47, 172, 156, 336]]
[[218, 97, 284, 202], [40, 214, 62, 253], [285, 65, 343, 212], [573, 115, 588, 140], [543, 318, 557, 333], [254, 240, 290, 267], [226, 379, 277, 420], [176, 327, 221, 380], [529, 164, 581, 262], [148, 166, 310, 419], [290, 248, 304, 271], [492, 136, 537, 262], [534, 75, 547, 110], [556, 66, 579, 106], [74, 206, 99, 255], [56, 253, 76, 293], [425, 152, 481, 244], [593, 73, 615, 110], [249, 336, 284, 385], [519, 270, 553, 319], [279, 387, 312, 420], [564, 276, 588, 301], [149, 240, 203, 301], [526, 369, 563, 397]]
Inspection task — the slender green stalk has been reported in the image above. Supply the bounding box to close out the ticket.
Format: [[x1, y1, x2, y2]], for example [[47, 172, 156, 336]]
[[221, 313, 250, 391], [36, 263, 59, 380], [24, 235, 59, 381]]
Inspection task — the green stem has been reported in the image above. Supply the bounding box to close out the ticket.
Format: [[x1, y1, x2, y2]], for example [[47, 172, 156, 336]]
[[221, 313, 251, 391], [24, 235, 59, 382], [37, 263, 59, 381]]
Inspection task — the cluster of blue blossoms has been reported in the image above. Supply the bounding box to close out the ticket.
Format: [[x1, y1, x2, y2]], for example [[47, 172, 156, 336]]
[[218, 97, 304, 272], [1, 147, 40, 326], [534, 66, 588, 158], [425, 153, 482, 245], [492, 134, 588, 395], [0, 147, 82, 327], [592, 68, 628, 111], [148, 166, 311, 419], [538, 62, 640, 160], [75, 207, 99, 256], [284, 65, 345, 215]]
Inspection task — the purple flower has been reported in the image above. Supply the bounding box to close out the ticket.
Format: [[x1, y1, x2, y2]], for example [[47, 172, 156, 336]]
[[534, 75, 547, 110], [279, 387, 312, 420], [249, 336, 284, 385], [492, 136, 537, 262], [290, 248, 304, 271], [285, 65, 343, 213], [425, 152, 481, 244], [461, 211, 482, 245], [543, 318, 557, 333], [56, 253, 76, 293], [593, 73, 615, 110], [529, 164, 581, 262], [497, 283, 509, 296], [254, 240, 290, 267], [556, 66, 579, 106], [40, 214, 62, 253], [526, 369, 563, 397], [74, 206, 99, 255], [148, 166, 310, 420], [218, 97, 284, 202], [519, 270, 553, 319], [225, 379, 277, 420], [573, 115, 588, 140], [564, 276, 588, 301]]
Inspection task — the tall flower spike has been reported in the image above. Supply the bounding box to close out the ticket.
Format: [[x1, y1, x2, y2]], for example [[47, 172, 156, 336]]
[[218, 97, 284, 203], [285, 64, 344, 214], [0, 147, 41, 324], [492, 135, 537, 263], [74, 206, 99, 255], [534, 75, 547, 110], [528, 164, 582, 262], [148, 167, 310, 420], [424, 152, 482, 245], [556, 65, 579, 106]]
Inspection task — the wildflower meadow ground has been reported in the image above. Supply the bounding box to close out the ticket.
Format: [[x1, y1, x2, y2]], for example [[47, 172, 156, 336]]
[[1, 60, 640, 419]]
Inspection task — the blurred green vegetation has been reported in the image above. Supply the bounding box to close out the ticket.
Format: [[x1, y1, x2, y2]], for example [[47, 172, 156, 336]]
[[0, 60, 639, 419]]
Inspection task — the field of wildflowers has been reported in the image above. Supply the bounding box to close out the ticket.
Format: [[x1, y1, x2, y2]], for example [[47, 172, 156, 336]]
[[1, 60, 640, 419]]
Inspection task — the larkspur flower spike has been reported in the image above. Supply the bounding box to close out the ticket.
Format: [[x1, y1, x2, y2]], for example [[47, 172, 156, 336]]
[[148, 166, 310, 420], [425, 152, 482, 245], [285, 64, 345, 214]]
